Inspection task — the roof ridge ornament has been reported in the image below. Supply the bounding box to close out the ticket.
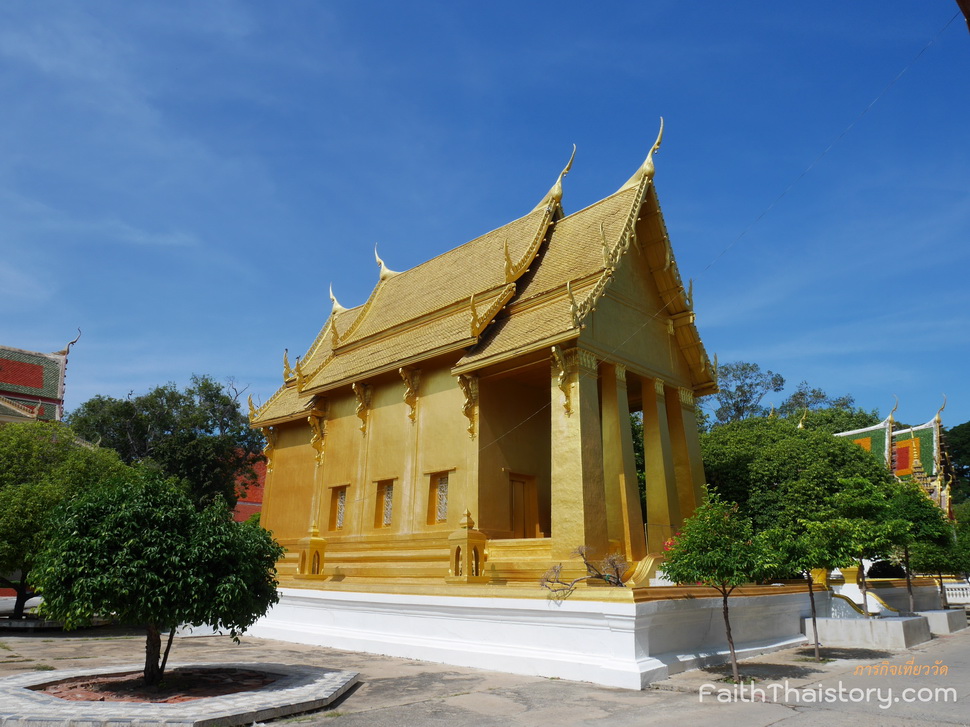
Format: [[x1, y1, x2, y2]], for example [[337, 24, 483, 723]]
[[531, 144, 576, 212], [329, 283, 346, 315], [375, 244, 400, 281], [935, 394, 947, 424], [618, 117, 664, 193]]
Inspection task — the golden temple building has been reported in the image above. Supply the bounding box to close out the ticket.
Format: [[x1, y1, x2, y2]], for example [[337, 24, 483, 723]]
[[251, 123, 717, 591]]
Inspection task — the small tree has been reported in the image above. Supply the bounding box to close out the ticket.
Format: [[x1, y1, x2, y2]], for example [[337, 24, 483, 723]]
[[33, 470, 284, 686], [661, 489, 773, 682], [763, 519, 856, 661], [886, 480, 951, 612], [0, 421, 129, 619], [826, 477, 908, 617]]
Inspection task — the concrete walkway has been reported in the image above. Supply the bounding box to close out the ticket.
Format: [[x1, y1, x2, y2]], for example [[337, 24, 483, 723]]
[[1, 620, 968, 726]]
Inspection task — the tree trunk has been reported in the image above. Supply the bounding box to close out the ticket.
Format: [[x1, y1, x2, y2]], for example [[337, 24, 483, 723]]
[[806, 572, 820, 661], [938, 571, 950, 609], [858, 559, 871, 618], [904, 545, 914, 614], [2, 573, 29, 620], [144, 623, 162, 686], [160, 626, 177, 676], [721, 589, 740, 683]]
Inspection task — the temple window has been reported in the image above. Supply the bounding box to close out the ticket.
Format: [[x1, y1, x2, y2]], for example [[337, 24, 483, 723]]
[[376, 480, 394, 527], [428, 472, 449, 524], [329, 485, 348, 531]]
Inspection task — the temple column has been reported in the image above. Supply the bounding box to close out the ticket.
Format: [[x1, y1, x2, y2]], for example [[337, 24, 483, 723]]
[[550, 348, 608, 571], [600, 362, 647, 563], [667, 387, 705, 517], [642, 377, 681, 553]]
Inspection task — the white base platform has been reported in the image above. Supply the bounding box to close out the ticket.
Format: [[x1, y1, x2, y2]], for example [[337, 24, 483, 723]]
[[917, 609, 967, 635], [251, 588, 811, 689], [806, 616, 932, 649]]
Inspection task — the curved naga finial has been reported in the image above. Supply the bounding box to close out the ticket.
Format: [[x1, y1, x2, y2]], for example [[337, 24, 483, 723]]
[[618, 117, 664, 193], [532, 144, 577, 212], [375, 244, 399, 281], [936, 394, 947, 424], [888, 395, 899, 426], [329, 283, 346, 315], [797, 408, 808, 430]]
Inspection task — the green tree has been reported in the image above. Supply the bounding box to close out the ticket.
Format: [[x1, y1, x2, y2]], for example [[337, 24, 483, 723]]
[[710, 361, 785, 425], [68, 375, 264, 507], [700, 416, 895, 530], [32, 470, 284, 685], [0, 421, 129, 619], [945, 420, 970, 504], [762, 519, 857, 661], [885, 480, 951, 612], [777, 381, 855, 418], [660, 489, 773, 682], [826, 477, 909, 618]]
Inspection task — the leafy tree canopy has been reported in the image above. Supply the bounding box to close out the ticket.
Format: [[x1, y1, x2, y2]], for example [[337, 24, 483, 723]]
[[700, 416, 895, 531], [945, 420, 970, 504], [0, 421, 130, 618], [777, 380, 856, 418], [67, 375, 263, 507], [711, 361, 785, 425], [33, 470, 284, 685]]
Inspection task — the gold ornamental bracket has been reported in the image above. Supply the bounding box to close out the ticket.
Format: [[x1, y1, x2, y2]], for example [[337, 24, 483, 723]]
[[307, 398, 329, 465], [399, 367, 421, 422], [550, 345, 572, 415], [352, 382, 372, 434], [262, 426, 277, 473], [457, 374, 478, 438]]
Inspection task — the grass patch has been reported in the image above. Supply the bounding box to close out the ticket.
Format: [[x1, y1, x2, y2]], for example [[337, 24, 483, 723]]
[[795, 657, 835, 664], [32, 665, 56, 671], [0, 641, 11, 651]]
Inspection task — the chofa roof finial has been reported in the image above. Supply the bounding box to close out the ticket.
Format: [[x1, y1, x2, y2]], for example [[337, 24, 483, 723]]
[[329, 283, 346, 315], [374, 244, 399, 281], [532, 144, 577, 212], [618, 117, 664, 193]]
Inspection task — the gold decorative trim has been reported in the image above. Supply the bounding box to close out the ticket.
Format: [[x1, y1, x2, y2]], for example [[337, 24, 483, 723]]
[[616, 364, 627, 383], [352, 382, 371, 434], [470, 283, 516, 337], [678, 387, 694, 408], [506, 206, 557, 283], [283, 349, 296, 387], [577, 349, 598, 374], [653, 378, 666, 396], [458, 374, 478, 438], [329, 284, 346, 315], [247, 394, 257, 424], [399, 367, 421, 422], [550, 345, 572, 415]]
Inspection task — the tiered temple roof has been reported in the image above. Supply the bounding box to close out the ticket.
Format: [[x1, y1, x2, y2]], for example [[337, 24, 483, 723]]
[[253, 129, 716, 427]]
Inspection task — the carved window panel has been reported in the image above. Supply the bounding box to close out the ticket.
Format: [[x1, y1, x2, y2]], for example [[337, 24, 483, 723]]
[[375, 480, 394, 528], [428, 472, 449, 524], [329, 485, 348, 531]]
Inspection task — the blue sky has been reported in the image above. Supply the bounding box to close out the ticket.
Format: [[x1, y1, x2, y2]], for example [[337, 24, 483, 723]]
[[2, 2, 968, 428]]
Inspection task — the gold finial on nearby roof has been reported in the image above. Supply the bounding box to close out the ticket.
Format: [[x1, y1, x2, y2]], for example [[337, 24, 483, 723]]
[[374, 244, 399, 281], [797, 409, 808, 429], [888, 395, 899, 427], [936, 394, 947, 424], [531, 144, 576, 212], [618, 117, 664, 193], [329, 283, 346, 315]]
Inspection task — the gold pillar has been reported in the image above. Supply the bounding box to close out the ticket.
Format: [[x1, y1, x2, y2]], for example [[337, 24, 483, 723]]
[[600, 362, 647, 563], [550, 349, 608, 571], [642, 377, 681, 553], [665, 387, 704, 519]]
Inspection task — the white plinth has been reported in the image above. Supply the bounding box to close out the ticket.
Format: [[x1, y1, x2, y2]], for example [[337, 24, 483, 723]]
[[806, 616, 932, 649], [251, 588, 810, 689]]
